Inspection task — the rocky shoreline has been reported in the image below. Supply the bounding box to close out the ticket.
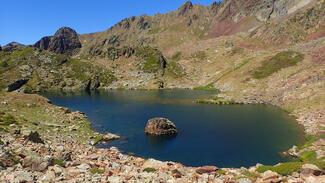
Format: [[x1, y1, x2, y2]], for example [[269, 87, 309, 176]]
[[0, 91, 324, 182]]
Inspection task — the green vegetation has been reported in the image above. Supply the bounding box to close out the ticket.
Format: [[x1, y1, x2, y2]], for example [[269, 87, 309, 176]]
[[53, 158, 65, 167], [143, 167, 157, 173], [171, 51, 182, 61], [0, 61, 8, 68], [299, 150, 325, 169], [193, 83, 217, 91], [166, 61, 185, 77], [241, 170, 259, 180], [67, 58, 116, 85], [298, 135, 320, 150], [257, 149, 325, 176], [256, 162, 302, 176], [136, 46, 165, 73], [253, 51, 304, 79], [90, 167, 105, 174], [216, 169, 227, 175], [0, 139, 4, 145], [0, 112, 17, 126]]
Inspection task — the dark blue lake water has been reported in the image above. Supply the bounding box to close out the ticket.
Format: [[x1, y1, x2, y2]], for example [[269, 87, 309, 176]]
[[45, 90, 304, 167]]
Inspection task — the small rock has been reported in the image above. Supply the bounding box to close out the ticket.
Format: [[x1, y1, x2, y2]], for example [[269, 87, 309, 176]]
[[102, 133, 120, 141]]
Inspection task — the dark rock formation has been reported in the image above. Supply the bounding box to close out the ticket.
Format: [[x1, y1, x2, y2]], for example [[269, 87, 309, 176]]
[[137, 17, 151, 30], [34, 27, 81, 54], [0, 45, 2, 51], [2, 42, 25, 52], [145, 118, 177, 136], [34, 36, 51, 50], [25, 131, 44, 144], [6, 79, 29, 92], [85, 77, 100, 91], [106, 46, 135, 60], [178, 1, 193, 16]]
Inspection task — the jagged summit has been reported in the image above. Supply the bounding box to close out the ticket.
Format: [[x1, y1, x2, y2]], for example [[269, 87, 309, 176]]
[[2, 42, 25, 52], [34, 27, 81, 55], [210, 1, 221, 14], [178, 1, 193, 16]]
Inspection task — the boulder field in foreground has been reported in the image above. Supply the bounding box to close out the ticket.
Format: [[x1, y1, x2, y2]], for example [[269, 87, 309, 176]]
[[145, 117, 178, 136]]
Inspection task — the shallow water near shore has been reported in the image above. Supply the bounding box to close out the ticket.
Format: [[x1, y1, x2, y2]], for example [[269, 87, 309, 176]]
[[44, 89, 304, 167]]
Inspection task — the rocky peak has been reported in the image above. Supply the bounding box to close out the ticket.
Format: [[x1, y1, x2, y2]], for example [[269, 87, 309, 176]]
[[178, 1, 193, 16], [210, 1, 221, 14], [34, 27, 81, 55], [2, 42, 25, 52]]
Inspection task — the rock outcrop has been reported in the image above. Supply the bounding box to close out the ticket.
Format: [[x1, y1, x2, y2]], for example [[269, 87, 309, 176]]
[[178, 1, 193, 16], [145, 118, 178, 136], [34, 27, 81, 54], [6, 79, 29, 92], [2, 42, 25, 52]]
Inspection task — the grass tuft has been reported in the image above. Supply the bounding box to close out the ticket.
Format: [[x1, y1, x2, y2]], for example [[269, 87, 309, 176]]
[[256, 162, 302, 176], [143, 167, 156, 173], [253, 51, 304, 79]]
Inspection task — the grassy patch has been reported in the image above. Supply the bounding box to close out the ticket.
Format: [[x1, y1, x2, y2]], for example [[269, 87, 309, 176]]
[[256, 162, 302, 176], [136, 46, 165, 73], [0, 112, 17, 126], [52, 158, 65, 167], [241, 170, 259, 180], [253, 51, 304, 79], [90, 167, 105, 174], [143, 167, 156, 173], [216, 169, 227, 175], [166, 61, 185, 77]]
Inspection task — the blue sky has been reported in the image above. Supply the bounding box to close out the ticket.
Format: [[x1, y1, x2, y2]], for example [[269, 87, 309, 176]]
[[0, 0, 220, 45]]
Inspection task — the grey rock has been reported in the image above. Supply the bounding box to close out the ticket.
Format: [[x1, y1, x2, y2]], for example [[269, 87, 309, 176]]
[[22, 155, 50, 172]]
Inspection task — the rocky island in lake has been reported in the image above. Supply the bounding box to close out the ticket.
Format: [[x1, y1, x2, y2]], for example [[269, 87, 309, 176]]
[[0, 0, 324, 182], [145, 117, 178, 136]]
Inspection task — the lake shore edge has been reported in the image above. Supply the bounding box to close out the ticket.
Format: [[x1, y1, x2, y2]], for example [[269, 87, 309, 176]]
[[0, 91, 324, 182]]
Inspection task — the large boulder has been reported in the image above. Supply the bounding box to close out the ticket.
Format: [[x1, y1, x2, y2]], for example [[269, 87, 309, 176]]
[[145, 118, 178, 136], [6, 79, 29, 92], [34, 27, 81, 54]]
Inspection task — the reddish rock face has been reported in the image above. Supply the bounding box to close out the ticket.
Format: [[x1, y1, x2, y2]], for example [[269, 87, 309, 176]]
[[195, 166, 218, 174], [144, 118, 178, 136]]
